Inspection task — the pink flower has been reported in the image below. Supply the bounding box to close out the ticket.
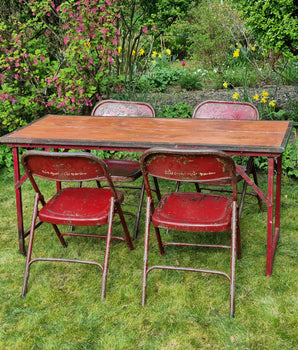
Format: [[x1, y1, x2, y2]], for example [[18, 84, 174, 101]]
[[181, 61, 185, 66], [142, 26, 148, 34], [64, 36, 70, 45], [152, 25, 156, 30]]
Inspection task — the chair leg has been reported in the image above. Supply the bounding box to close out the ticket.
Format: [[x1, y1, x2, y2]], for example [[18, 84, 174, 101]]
[[101, 198, 115, 301], [52, 224, 67, 247], [238, 180, 248, 219], [142, 197, 151, 306], [133, 180, 145, 240], [116, 202, 134, 251], [22, 193, 39, 297], [153, 177, 161, 200], [229, 202, 237, 317], [251, 162, 263, 211]]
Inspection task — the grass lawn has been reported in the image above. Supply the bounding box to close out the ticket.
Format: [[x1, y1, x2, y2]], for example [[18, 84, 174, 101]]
[[0, 166, 297, 349]]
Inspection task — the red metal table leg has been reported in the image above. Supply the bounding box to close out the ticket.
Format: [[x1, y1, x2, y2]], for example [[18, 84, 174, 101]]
[[266, 156, 279, 276], [267, 155, 282, 276], [12, 147, 26, 255]]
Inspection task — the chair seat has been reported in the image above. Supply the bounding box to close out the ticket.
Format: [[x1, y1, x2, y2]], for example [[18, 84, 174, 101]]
[[39, 188, 124, 226], [103, 159, 142, 182], [152, 192, 233, 232]]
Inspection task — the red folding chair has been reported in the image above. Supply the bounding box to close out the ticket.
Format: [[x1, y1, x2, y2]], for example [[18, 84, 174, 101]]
[[91, 100, 161, 239], [21, 151, 133, 299], [140, 148, 242, 317], [191, 100, 262, 218]]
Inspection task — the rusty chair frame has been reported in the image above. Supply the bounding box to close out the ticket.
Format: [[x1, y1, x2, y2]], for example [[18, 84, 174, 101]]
[[176, 100, 262, 218], [90, 100, 161, 239], [21, 151, 133, 299], [140, 148, 242, 317]]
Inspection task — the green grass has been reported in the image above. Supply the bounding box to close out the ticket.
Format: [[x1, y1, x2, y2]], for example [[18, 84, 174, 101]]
[[0, 168, 297, 349]]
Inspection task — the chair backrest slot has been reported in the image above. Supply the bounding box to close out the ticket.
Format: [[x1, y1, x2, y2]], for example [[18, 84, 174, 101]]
[[21, 151, 108, 182], [141, 148, 236, 183], [91, 100, 155, 118], [192, 100, 259, 120]]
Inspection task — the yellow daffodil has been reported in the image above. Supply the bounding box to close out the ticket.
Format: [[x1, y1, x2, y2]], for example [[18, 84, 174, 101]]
[[261, 97, 267, 103], [253, 94, 259, 100], [252, 46, 256, 51], [118, 46, 122, 54], [158, 54, 162, 58], [139, 49, 145, 56], [223, 82, 228, 88], [269, 100, 276, 107], [233, 49, 240, 58], [132, 50, 136, 55], [152, 51, 157, 58], [262, 90, 269, 97], [166, 49, 171, 55], [232, 92, 239, 100]]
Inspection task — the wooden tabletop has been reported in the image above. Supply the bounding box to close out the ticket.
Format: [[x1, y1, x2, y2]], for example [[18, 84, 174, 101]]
[[0, 115, 293, 154]]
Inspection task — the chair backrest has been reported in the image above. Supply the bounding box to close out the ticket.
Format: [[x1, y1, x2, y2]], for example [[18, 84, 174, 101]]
[[140, 148, 237, 199], [21, 151, 118, 196], [91, 100, 156, 118], [192, 100, 259, 120]]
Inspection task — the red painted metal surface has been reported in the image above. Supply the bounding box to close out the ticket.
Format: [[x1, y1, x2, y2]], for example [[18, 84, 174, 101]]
[[91, 99, 156, 117], [192, 100, 262, 218], [193, 100, 259, 120], [21, 151, 133, 299], [91, 100, 160, 239], [140, 148, 241, 316]]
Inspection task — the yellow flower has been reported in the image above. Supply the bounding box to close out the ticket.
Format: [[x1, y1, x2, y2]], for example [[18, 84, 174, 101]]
[[232, 92, 239, 100], [252, 46, 256, 51], [262, 90, 269, 97], [139, 48, 145, 56], [236, 42, 239, 46], [118, 46, 122, 54], [253, 94, 259, 100], [152, 51, 157, 58], [269, 100, 276, 107], [230, 45, 233, 48], [132, 50, 136, 56], [152, 60, 156, 65], [223, 82, 228, 88], [261, 97, 267, 103], [166, 49, 171, 55], [233, 49, 240, 58], [158, 54, 162, 58], [84, 40, 91, 49]]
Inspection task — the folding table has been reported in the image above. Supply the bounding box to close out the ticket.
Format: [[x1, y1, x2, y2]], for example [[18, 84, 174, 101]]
[[0, 115, 293, 275]]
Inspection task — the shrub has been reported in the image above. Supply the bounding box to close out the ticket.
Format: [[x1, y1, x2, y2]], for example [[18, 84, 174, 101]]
[[0, 0, 120, 134], [178, 71, 202, 91], [137, 66, 184, 92], [157, 102, 192, 118]]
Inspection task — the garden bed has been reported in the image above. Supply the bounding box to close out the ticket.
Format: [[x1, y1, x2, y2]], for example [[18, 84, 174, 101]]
[[151, 84, 297, 110]]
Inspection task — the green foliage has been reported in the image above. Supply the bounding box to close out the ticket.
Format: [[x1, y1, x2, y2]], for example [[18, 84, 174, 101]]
[[157, 102, 192, 119], [178, 71, 202, 91], [115, 0, 194, 89], [0, 145, 14, 169], [137, 66, 184, 92], [0, 0, 120, 134], [234, 0, 298, 58]]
